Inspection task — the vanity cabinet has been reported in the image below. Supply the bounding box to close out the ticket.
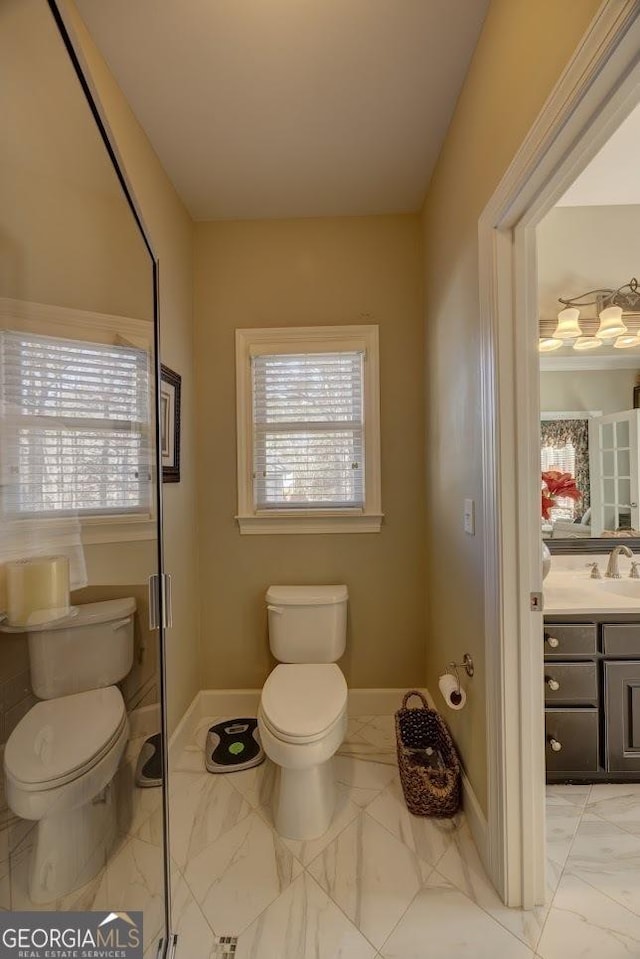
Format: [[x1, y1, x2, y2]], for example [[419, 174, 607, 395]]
[[544, 615, 640, 782], [604, 662, 640, 771]]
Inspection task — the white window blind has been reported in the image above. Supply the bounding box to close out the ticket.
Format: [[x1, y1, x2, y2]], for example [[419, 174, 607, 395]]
[[0, 331, 151, 518], [252, 351, 365, 510]]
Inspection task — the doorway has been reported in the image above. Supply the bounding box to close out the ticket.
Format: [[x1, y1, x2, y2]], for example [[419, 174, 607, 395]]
[[479, 2, 640, 912]]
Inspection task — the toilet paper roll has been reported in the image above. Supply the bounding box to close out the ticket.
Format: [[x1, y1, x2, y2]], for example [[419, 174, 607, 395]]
[[6, 555, 70, 627], [438, 672, 467, 711]]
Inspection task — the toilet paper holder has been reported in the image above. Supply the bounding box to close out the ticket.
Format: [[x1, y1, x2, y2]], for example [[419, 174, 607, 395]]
[[446, 654, 474, 693]]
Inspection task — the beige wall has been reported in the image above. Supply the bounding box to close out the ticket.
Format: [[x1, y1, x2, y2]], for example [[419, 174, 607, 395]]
[[0, 0, 150, 320], [64, 1, 200, 734], [194, 215, 426, 689], [421, 0, 602, 812], [541, 369, 639, 416], [538, 205, 640, 319]]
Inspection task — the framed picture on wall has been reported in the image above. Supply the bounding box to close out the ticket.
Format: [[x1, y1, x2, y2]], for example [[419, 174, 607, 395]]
[[634, 385, 640, 410], [161, 364, 181, 483]]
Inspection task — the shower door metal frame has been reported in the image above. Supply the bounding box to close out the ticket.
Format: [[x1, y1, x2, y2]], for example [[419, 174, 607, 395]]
[[45, 3, 173, 953]]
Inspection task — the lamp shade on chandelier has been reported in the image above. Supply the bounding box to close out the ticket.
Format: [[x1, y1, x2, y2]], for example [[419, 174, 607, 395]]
[[595, 306, 627, 340], [553, 307, 582, 340]]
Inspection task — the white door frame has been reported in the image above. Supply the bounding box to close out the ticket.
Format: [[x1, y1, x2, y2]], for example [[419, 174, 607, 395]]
[[479, 0, 640, 908]]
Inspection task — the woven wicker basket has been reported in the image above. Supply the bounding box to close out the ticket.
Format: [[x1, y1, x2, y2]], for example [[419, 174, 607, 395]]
[[395, 690, 461, 818]]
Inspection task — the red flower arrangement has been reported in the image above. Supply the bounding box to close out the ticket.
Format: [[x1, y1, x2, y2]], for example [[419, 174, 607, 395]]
[[541, 470, 582, 521]]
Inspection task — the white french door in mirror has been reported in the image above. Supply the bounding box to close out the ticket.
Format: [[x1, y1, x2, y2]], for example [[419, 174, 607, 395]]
[[589, 409, 640, 536]]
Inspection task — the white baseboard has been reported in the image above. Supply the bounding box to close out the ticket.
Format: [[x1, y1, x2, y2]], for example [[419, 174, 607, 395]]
[[199, 688, 261, 717], [169, 687, 415, 761], [129, 703, 160, 739], [195, 686, 417, 721], [460, 769, 489, 868], [348, 688, 417, 716], [421, 686, 489, 869], [168, 690, 206, 763]]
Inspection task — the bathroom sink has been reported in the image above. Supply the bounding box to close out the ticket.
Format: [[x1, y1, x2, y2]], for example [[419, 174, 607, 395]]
[[597, 579, 640, 600], [543, 569, 640, 612]]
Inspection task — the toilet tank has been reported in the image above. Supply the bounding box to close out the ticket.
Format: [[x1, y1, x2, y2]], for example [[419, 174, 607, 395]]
[[27, 597, 136, 699], [266, 585, 348, 663]]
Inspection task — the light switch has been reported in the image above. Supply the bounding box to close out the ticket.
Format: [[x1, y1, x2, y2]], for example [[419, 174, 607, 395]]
[[464, 498, 475, 535]]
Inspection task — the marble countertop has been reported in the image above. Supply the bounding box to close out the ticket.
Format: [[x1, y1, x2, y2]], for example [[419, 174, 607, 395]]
[[544, 568, 640, 615]]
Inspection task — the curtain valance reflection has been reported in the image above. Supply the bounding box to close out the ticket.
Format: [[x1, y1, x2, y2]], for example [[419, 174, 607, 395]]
[[541, 418, 590, 516]]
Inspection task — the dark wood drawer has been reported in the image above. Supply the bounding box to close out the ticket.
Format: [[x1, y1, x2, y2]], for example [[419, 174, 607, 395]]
[[545, 708, 599, 772], [544, 624, 597, 657], [603, 625, 640, 657], [544, 662, 598, 706]]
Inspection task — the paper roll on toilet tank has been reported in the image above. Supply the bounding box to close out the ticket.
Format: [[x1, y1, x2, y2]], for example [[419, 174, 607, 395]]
[[438, 672, 467, 710], [6, 555, 70, 627]]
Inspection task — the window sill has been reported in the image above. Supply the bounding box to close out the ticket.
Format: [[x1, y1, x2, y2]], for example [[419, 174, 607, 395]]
[[7, 515, 157, 547], [236, 512, 383, 535], [78, 516, 157, 545]]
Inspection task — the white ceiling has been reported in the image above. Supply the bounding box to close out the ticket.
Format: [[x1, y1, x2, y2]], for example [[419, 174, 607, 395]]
[[75, 0, 489, 221], [557, 102, 640, 207]]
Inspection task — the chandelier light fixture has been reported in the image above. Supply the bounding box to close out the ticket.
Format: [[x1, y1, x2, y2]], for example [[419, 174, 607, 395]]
[[539, 277, 640, 353]]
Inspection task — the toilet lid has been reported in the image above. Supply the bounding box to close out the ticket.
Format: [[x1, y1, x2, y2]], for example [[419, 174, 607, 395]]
[[4, 687, 126, 788], [261, 664, 347, 740]]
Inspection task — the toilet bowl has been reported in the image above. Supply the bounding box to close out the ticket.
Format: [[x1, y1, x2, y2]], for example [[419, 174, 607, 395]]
[[260, 586, 349, 840], [259, 664, 348, 840], [2, 598, 135, 903], [4, 686, 129, 904]]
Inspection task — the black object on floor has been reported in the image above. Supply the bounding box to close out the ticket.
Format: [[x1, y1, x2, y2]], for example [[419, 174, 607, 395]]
[[206, 718, 264, 773], [135, 732, 163, 787]]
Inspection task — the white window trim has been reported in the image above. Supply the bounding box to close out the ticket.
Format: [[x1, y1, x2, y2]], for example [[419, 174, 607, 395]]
[[235, 325, 382, 534], [0, 297, 156, 545]]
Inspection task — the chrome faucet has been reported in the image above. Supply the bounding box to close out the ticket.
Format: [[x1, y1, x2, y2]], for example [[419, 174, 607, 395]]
[[605, 544, 633, 579]]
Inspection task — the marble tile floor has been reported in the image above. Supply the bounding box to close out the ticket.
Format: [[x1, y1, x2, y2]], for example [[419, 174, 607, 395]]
[[3, 716, 640, 959], [170, 717, 640, 959]]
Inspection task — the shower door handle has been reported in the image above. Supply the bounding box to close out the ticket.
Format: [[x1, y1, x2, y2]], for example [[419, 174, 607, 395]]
[[161, 573, 173, 629], [149, 574, 159, 630], [148, 574, 172, 630]]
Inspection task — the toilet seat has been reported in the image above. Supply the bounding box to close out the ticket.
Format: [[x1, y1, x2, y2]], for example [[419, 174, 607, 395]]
[[4, 686, 126, 791], [260, 663, 347, 744]]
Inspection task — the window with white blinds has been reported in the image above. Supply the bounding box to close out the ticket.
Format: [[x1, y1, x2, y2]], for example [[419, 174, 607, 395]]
[[0, 331, 151, 518], [235, 326, 381, 533], [541, 442, 578, 521], [252, 351, 364, 509]]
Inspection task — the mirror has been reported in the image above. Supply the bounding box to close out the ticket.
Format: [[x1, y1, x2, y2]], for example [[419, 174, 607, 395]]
[[0, 0, 165, 934], [537, 203, 640, 553]]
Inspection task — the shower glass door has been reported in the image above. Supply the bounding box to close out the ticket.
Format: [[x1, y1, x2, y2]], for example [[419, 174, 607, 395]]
[[0, 0, 170, 954]]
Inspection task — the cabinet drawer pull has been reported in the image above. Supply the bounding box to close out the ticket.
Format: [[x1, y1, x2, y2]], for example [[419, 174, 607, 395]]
[[546, 677, 560, 691], [548, 737, 562, 752], [546, 636, 560, 648]]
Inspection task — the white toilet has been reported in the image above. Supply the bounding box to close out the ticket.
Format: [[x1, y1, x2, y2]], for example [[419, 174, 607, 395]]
[[3, 597, 135, 903], [258, 585, 348, 841]]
